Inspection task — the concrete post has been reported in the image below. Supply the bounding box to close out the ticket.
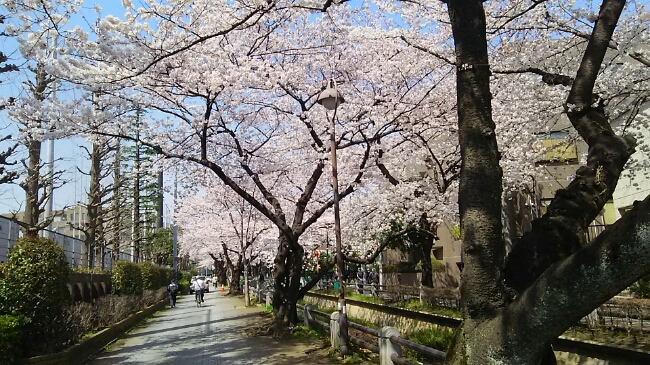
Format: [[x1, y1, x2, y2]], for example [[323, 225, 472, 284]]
[[266, 293, 271, 307], [379, 326, 401, 365], [304, 304, 314, 330], [330, 312, 340, 348], [419, 284, 424, 305]]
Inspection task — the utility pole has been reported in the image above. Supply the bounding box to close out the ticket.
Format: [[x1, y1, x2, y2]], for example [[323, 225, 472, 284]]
[[43, 34, 58, 238], [172, 172, 178, 277], [157, 169, 163, 228]]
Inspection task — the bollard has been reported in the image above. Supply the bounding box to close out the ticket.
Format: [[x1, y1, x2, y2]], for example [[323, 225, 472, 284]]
[[330, 312, 340, 348], [304, 304, 314, 330], [266, 292, 271, 307], [379, 326, 401, 365], [419, 284, 424, 305]]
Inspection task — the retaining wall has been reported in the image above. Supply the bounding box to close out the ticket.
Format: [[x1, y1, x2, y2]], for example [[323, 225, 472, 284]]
[[67, 273, 112, 303]]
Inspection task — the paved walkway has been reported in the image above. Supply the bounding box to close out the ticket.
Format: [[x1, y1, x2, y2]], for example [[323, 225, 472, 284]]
[[86, 291, 329, 365]]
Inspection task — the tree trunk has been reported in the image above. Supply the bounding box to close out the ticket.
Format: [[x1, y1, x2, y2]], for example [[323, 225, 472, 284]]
[[419, 234, 435, 288], [23, 139, 42, 237], [110, 140, 123, 267], [445, 0, 637, 363], [272, 231, 303, 326], [21, 62, 51, 238], [446, 0, 507, 362], [227, 267, 241, 293], [418, 218, 437, 288], [132, 129, 141, 263]]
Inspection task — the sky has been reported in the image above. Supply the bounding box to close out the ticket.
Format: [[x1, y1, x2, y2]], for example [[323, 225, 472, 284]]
[[0, 1, 178, 217]]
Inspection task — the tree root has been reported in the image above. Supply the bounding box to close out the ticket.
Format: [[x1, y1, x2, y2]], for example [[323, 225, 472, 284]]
[[243, 317, 293, 339]]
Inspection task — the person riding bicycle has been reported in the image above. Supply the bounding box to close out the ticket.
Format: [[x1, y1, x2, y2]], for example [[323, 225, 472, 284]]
[[191, 278, 205, 303]]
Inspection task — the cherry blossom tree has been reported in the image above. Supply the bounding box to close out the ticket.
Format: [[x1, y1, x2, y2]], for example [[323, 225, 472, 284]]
[[8, 0, 650, 362], [402, 0, 648, 363], [174, 173, 276, 300], [50, 1, 443, 328]]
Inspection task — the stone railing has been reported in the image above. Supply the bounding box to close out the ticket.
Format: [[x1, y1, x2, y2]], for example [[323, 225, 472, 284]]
[[67, 273, 112, 303]]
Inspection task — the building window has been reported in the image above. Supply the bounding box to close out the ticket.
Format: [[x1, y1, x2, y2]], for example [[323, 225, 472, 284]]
[[536, 131, 579, 164]]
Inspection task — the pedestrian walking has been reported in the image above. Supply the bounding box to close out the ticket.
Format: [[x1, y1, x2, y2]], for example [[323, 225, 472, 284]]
[[167, 280, 179, 307], [356, 267, 364, 294]]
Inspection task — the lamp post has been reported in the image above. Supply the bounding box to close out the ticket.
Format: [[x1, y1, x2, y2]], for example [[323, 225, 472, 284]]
[[317, 78, 350, 356]]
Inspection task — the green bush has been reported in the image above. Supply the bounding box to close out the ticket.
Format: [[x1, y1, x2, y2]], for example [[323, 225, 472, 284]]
[[0, 237, 71, 356], [112, 261, 143, 295], [383, 261, 421, 273], [181, 270, 194, 282], [161, 267, 173, 287], [0, 315, 25, 364], [630, 278, 650, 298], [72, 266, 109, 275], [138, 262, 161, 290], [403, 327, 454, 363], [178, 278, 190, 294]]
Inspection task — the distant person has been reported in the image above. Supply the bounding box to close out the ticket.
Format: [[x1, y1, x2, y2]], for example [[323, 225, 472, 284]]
[[357, 268, 364, 294], [367, 269, 375, 285], [368, 268, 378, 296], [167, 280, 179, 308]]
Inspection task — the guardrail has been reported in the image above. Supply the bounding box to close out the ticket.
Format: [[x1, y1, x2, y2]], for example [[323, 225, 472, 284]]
[[298, 303, 445, 364]]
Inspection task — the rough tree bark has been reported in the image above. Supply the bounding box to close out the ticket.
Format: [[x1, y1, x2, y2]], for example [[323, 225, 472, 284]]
[[271, 232, 304, 326], [446, 0, 647, 364]]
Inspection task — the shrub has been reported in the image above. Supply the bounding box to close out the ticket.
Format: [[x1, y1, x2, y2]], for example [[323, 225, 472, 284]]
[[0, 315, 25, 364], [178, 278, 190, 294], [138, 262, 161, 290], [73, 267, 109, 275], [630, 278, 650, 298], [0, 237, 71, 356], [63, 288, 168, 346], [403, 327, 454, 363], [161, 267, 173, 287], [383, 262, 420, 273], [112, 261, 143, 295]]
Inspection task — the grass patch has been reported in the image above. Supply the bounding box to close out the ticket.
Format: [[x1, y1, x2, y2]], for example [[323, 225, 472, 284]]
[[261, 304, 273, 314], [341, 351, 376, 364], [395, 299, 461, 318], [292, 324, 328, 341], [562, 326, 650, 351], [402, 327, 453, 364], [345, 293, 385, 305]]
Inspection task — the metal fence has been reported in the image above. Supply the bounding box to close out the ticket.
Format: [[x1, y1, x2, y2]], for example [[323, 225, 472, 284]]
[[0, 216, 138, 270], [298, 303, 445, 364]]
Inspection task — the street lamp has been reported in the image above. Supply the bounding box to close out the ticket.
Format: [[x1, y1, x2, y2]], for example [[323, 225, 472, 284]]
[[317, 78, 350, 356]]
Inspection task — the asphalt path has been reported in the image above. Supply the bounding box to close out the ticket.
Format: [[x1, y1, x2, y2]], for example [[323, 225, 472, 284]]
[[86, 291, 324, 365]]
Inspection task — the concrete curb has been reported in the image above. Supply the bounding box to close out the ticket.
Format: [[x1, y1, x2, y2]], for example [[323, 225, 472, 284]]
[[20, 298, 168, 365]]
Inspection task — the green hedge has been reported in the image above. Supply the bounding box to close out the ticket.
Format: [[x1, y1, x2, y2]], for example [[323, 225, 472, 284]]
[[0, 237, 71, 357], [112, 261, 143, 295], [0, 315, 25, 364], [383, 262, 421, 273], [137, 262, 172, 290], [138, 262, 159, 291]]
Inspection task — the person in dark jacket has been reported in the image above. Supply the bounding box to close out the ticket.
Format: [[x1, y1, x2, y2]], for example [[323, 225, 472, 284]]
[[167, 281, 179, 307]]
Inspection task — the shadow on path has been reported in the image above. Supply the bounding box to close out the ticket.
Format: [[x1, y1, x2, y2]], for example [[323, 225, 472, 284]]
[[86, 292, 336, 365]]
